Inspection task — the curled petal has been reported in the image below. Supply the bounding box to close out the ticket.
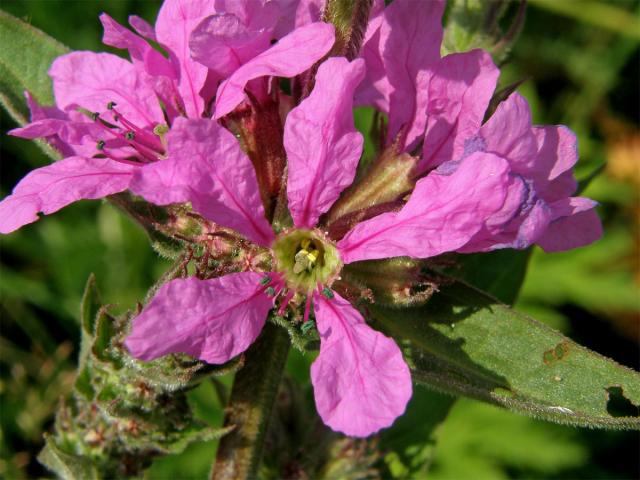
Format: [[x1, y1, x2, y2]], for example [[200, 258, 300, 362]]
[[129, 15, 157, 41], [531, 125, 579, 201], [421, 50, 499, 171], [337, 152, 512, 263], [126, 273, 271, 364], [50, 51, 164, 126], [0, 157, 136, 234], [480, 92, 537, 171], [311, 291, 412, 437], [537, 197, 602, 252], [285, 57, 365, 228], [100, 14, 175, 79], [214, 22, 335, 119], [129, 117, 274, 246]]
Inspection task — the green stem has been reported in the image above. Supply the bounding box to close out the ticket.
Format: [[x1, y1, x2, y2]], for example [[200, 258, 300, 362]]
[[211, 322, 291, 480]]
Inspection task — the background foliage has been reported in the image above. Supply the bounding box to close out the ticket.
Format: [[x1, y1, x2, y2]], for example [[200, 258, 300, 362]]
[[0, 0, 638, 478]]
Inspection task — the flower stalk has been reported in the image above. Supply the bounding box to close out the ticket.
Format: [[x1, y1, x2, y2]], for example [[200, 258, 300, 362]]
[[211, 322, 291, 480]]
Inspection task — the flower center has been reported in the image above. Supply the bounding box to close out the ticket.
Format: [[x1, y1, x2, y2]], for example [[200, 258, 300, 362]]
[[272, 229, 342, 292]]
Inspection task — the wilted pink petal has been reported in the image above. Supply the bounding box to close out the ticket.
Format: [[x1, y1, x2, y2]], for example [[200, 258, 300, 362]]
[[50, 52, 164, 126], [155, 0, 218, 117], [380, 0, 444, 149], [0, 157, 136, 234], [125, 273, 272, 364], [310, 291, 412, 437], [285, 57, 365, 228], [129, 117, 274, 246], [421, 50, 499, 171], [214, 22, 335, 119], [100, 13, 176, 79], [537, 197, 602, 252], [337, 152, 512, 263]]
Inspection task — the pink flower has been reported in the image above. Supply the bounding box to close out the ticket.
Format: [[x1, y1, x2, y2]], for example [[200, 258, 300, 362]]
[[126, 57, 519, 437], [0, 0, 334, 234], [356, 0, 602, 252]]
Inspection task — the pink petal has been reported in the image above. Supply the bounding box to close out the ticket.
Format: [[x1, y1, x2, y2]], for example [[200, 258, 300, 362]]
[[214, 22, 335, 119], [0, 157, 136, 234], [189, 12, 273, 78], [381, 0, 445, 149], [129, 15, 157, 41], [537, 197, 602, 252], [480, 92, 537, 171], [12, 92, 75, 157], [129, 117, 274, 246], [421, 49, 499, 171], [531, 125, 579, 201], [50, 51, 164, 127], [125, 272, 272, 364], [155, 0, 218, 117], [337, 152, 512, 263], [311, 291, 412, 437], [100, 14, 176, 79], [354, 14, 390, 112], [285, 57, 365, 228], [456, 174, 552, 252]]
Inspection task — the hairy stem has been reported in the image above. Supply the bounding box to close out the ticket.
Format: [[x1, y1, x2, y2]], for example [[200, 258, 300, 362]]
[[211, 322, 291, 480]]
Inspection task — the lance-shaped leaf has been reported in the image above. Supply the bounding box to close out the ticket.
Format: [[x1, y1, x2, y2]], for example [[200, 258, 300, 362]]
[[0, 10, 69, 124], [38, 435, 99, 480], [371, 280, 640, 429]]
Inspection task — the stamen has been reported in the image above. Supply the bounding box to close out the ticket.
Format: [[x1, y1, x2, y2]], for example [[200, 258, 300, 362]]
[[110, 107, 164, 153], [260, 276, 272, 286], [96, 148, 148, 167], [301, 319, 315, 335], [93, 113, 159, 163], [321, 287, 334, 299], [278, 290, 295, 316], [96, 140, 106, 150], [265, 287, 276, 297], [303, 296, 312, 323], [107, 101, 117, 110]]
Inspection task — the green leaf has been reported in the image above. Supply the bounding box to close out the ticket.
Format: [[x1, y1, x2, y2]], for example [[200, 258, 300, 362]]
[[0, 10, 70, 161], [91, 307, 121, 367], [38, 435, 99, 480], [380, 386, 456, 478], [448, 249, 531, 305], [372, 280, 640, 430], [0, 9, 69, 121], [80, 274, 101, 336]]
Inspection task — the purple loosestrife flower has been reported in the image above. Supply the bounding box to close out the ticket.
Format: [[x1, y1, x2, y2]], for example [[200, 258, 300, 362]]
[[125, 57, 518, 437], [356, 0, 602, 252], [0, 0, 334, 234]]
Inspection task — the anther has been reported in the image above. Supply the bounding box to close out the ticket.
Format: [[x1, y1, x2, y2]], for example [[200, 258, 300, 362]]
[[260, 276, 271, 286], [321, 287, 334, 299], [90, 111, 100, 121], [96, 140, 106, 150], [301, 320, 315, 335], [125, 131, 136, 141], [107, 101, 117, 110], [266, 287, 276, 297]]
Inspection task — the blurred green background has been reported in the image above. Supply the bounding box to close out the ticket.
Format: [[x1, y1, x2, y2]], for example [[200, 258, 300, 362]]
[[0, 0, 638, 478]]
